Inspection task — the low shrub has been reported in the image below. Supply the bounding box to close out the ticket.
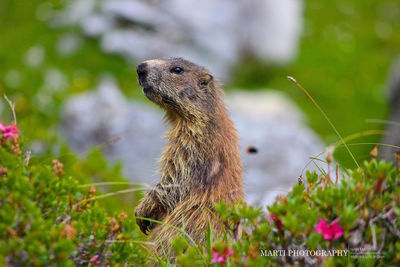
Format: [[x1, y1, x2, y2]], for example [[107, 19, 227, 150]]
[[173, 156, 400, 266], [0, 122, 147, 266], [1, 121, 399, 266]]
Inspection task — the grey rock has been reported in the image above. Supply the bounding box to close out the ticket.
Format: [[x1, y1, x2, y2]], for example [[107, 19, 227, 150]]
[[381, 58, 400, 162], [61, 76, 166, 183], [61, 78, 324, 207], [55, 0, 303, 80], [226, 92, 323, 206]]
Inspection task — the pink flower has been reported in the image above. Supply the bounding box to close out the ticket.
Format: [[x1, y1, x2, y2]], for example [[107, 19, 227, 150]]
[[90, 254, 100, 265], [0, 123, 19, 143], [211, 247, 234, 264], [315, 219, 343, 240], [269, 213, 283, 229]]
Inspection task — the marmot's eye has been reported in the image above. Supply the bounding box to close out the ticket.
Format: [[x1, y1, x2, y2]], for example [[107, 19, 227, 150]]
[[171, 67, 184, 74]]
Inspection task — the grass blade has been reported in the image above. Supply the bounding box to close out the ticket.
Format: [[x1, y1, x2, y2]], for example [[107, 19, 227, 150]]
[[287, 76, 360, 168]]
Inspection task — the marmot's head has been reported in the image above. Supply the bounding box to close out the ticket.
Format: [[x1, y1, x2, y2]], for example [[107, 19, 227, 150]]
[[137, 58, 218, 120]]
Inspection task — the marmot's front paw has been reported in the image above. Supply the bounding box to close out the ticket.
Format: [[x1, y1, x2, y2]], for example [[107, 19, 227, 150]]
[[134, 207, 154, 235]]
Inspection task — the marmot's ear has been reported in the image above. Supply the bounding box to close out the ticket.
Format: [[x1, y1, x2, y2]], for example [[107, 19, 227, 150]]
[[199, 72, 213, 88]]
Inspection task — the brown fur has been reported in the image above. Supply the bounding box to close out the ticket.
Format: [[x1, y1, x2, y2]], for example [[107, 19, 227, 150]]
[[135, 58, 244, 262]]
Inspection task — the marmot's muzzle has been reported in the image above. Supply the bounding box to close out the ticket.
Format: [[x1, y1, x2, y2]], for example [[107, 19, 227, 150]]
[[137, 62, 148, 85]]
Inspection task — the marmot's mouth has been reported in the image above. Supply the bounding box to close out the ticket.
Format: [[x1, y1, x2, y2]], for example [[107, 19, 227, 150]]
[[142, 86, 158, 102], [142, 86, 153, 95]]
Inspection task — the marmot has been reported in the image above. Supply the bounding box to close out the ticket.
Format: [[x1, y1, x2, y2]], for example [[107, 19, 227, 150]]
[[134, 58, 244, 261]]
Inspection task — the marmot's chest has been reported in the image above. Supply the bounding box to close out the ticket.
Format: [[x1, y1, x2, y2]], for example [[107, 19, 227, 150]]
[[160, 141, 219, 188]]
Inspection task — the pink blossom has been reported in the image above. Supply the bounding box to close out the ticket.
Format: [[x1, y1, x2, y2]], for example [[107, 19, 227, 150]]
[[211, 247, 234, 264], [315, 219, 343, 240], [269, 213, 283, 229], [90, 254, 100, 264], [0, 123, 19, 143]]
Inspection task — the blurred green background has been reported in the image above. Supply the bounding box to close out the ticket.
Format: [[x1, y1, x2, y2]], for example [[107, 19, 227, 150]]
[[0, 0, 399, 169]]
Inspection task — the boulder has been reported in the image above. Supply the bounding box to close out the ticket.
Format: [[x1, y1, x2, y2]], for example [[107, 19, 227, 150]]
[[381, 58, 400, 162], [54, 0, 303, 80]]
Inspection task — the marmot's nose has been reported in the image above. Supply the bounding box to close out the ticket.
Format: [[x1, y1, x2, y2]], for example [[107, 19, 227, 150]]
[[137, 63, 148, 80]]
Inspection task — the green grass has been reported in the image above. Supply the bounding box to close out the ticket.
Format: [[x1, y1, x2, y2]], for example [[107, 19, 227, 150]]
[[0, 0, 143, 145]]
